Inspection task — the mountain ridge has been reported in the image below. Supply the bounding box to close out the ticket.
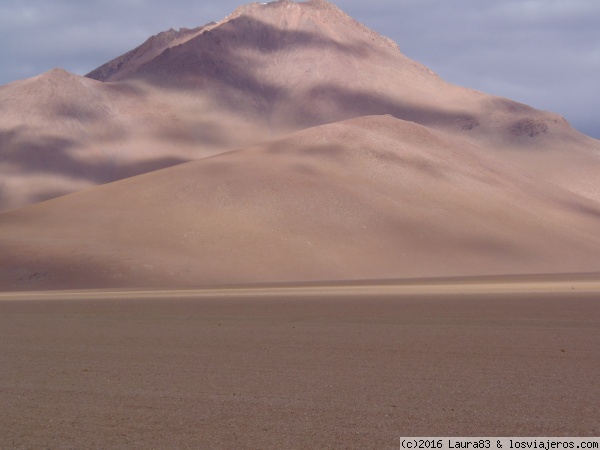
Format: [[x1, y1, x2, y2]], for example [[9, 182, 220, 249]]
[[2, 0, 597, 212], [85, 26, 210, 82]]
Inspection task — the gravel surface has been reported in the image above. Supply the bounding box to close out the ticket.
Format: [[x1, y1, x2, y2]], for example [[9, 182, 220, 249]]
[[1, 287, 599, 448]]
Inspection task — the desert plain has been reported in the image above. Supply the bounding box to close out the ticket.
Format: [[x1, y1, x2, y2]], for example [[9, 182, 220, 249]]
[[2, 276, 600, 448]]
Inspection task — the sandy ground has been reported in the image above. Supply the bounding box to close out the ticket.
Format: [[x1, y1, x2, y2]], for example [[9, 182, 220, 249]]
[[1, 278, 599, 449]]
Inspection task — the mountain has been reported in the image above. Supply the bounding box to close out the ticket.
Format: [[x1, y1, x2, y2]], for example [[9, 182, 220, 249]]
[[0, 0, 599, 289], [2, 114, 600, 290], [2, 0, 599, 213]]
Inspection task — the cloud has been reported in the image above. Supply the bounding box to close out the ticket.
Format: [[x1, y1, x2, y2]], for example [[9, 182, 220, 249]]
[[343, 0, 600, 137], [0, 0, 598, 138]]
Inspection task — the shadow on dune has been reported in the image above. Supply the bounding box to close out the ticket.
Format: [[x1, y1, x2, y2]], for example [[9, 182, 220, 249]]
[[151, 119, 241, 147], [50, 100, 112, 124], [286, 83, 471, 130], [558, 198, 600, 220], [0, 128, 190, 184], [0, 126, 193, 211], [0, 253, 144, 291]]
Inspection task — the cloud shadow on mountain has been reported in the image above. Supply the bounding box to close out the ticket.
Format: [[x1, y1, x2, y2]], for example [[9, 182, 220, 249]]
[[122, 16, 473, 133], [0, 127, 191, 211]]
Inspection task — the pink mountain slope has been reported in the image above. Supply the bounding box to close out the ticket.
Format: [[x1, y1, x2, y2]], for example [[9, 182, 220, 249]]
[[1, 0, 599, 212]]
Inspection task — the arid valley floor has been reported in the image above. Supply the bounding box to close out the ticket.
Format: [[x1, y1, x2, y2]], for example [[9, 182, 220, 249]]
[[2, 275, 600, 448]]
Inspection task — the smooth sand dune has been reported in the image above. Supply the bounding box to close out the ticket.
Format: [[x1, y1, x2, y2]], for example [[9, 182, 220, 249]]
[[1, 280, 599, 448], [2, 115, 600, 290], [1, 2, 600, 446]]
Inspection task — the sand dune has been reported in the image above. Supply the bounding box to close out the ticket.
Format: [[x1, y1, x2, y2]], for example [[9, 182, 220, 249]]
[[2, 115, 600, 290]]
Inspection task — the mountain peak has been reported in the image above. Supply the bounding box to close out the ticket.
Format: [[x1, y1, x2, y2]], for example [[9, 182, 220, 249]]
[[223, 0, 398, 50], [38, 67, 75, 80], [86, 24, 210, 81], [229, 0, 336, 15], [87, 0, 402, 83]]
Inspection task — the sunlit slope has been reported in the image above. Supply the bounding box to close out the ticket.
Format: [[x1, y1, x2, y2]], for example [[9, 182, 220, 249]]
[[2, 115, 599, 290]]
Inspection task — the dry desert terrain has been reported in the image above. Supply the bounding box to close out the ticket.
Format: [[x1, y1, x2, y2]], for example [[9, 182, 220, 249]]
[[1, 276, 600, 448]]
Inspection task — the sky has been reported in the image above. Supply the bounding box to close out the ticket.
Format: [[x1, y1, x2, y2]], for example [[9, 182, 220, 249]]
[[1, 0, 598, 139]]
